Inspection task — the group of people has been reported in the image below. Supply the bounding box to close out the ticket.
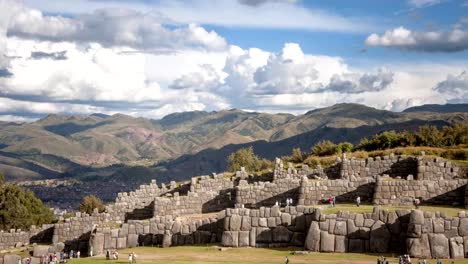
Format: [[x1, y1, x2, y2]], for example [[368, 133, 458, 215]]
[[37, 250, 81, 264], [328, 196, 336, 207], [105, 249, 120, 260], [274, 198, 294, 207], [377, 256, 389, 264], [127, 252, 138, 264]]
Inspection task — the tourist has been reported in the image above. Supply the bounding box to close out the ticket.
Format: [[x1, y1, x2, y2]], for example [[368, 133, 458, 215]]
[[284, 256, 289, 264], [422, 259, 427, 264], [128, 254, 132, 264], [113, 250, 119, 260], [69, 250, 74, 259], [414, 198, 420, 209], [106, 249, 110, 260], [286, 198, 289, 206], [377, 257, 381, 264], [437, 259, 442, 264], [77, 251, 80, 259], [329, 197, 333, 207], [275, 200, 279, 206], [356, 196, 361, 207], [332, 196, 336, 207], [132, 253, 137, 263], [289, 198, 293, 206], [382, 257, 388, 264], [89, 245, 94, 257]]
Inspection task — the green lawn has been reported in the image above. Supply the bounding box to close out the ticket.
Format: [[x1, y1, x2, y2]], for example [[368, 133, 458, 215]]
[[320, 203, 465, 217], [67, 246, 468, 264]]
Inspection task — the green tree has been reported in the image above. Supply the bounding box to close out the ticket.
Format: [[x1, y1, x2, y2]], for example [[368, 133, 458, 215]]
[[416, 125, 443, 147], [311, 141, 337, 156], [291, 147, 304, 162], [79, 195, 105, 215], [337, 142, 353, 153], [227, 147, 265, 172], [0, 184, 55, 230]]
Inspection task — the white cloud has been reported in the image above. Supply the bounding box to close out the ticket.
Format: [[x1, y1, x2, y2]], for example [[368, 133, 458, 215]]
[[366, 26, 468, 52], [7, 4, 227, 51], [408, 0, 442, 8], [433, 71, 468, 103]]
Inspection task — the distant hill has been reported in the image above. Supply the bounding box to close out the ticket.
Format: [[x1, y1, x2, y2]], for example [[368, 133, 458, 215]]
[[2, 103, 466, 208], [404, 104, 468, 113]]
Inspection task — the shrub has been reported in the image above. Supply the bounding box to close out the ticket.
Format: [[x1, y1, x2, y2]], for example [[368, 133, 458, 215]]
[[79, 195, 105, 214], [227, 147, 268, 172], [0, 183, 55, 230], [311, 141, 338, 156], [291, 147, 304, 163]]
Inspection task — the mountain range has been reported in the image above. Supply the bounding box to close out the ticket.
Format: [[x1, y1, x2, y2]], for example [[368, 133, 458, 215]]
[[1, 103, 467, 208]]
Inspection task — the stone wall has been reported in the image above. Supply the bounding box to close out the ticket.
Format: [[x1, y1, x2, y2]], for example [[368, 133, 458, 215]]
[[0, 224, 54, 249], [221, 206, 316, 248], [373, 178, 468, 206], [406, 209, 468, 259], [417, 158, 465, 180], [299, 177, 376, 205], [341, 155, 418, 179], [154, 190, 234, 217], [235, 179, 301, 208]]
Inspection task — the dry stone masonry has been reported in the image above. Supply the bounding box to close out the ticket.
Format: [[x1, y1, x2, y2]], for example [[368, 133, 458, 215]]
[[0, 153, 467, 260]]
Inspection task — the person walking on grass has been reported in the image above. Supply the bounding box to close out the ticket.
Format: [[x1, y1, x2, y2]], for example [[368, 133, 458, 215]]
[[284, 256, 289, 264], [333, 196, 336, 207], [128, 254, 132, 264], [356, 196, 361, 207], [437, 259, 442, 264]]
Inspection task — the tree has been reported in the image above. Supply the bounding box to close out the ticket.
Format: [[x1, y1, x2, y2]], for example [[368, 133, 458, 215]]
[[79, 195, 105, 214], [227, 147, 264, 172], [311, 141, 337, 156], [0, 172, 4, 186], [0, 184, 55, 230], [291, 147, 304, 162]]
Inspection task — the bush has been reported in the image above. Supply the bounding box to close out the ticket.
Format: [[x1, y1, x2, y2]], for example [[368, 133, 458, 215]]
[[79, 195, 105, 214], [311, 141, 338, 156], [227, 147, 270, 172], [291, 147, 304, 162], [0, 183, 55, 230]]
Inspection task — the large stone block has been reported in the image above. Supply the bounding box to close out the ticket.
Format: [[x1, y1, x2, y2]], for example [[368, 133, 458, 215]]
[[429, 234, 449, 259], [230, 215, 242, 231], [117, 237, 127, 249], [256, 227, 272, 243], [334, 235, 347, 253], [127, 234, 139, 248], [272, 226, 292, 242], [238, 231, 250, 247], [241, 216, 251, 231], [410, 210, 424, 225], [348, 239, 364, 253], [459, 218, 468, 236], [334, 221, 347, 236], [90, 233, 105, 256], [33, 246, 50, 257], [370, 221, 391, 253], [450, 237, 464, 259], [407, 234, 431, 258], [3, 255, 20, 264], [320, 231, 335, 252], [304, 221, 320, 251], [222, 231, 238, 247]]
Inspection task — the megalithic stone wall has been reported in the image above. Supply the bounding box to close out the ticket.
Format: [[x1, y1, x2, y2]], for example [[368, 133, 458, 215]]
[[406, 209, 468, 259], [417, 158, 464, 180], [235, 179, 302, 208], [373, 178, 468, 206]]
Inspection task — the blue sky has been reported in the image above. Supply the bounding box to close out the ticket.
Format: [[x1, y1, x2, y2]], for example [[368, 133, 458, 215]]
[[0, 0, 466, 121]]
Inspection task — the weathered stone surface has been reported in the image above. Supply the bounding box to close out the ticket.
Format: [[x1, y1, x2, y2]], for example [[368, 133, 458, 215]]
[[334, 221, 347, 236], [162, 232, 172, 248], [407, 224, 422, 238], [127, 234, 139, 248], [429, 234, 449, 259], [410, 210, 424, 225], [290, 232, 305, 246], [256, 227, 272, 243], [249, 229, 256, 247], [370, 221, 391, 253], [304, 221, 320, 251], [407, 234, 431, 258], [3, 255, 20, 264], [320, 231, 335, 252], [238, 231, 250, 247], [230, 215, 242, 231], [334, 235, 347, 253], [272, 226, 292, 242], [33, 246, 50, 257], [222, 231, 238, 247], [449, 237, 464, 259], [459, 218, 468, 236], [90, 233, 104, 256], [241, 216, 251, 231], [117, 237, 126, 249]]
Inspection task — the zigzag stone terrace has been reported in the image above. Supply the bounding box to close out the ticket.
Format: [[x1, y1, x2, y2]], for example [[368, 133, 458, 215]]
[[1, 153, 468, 261]]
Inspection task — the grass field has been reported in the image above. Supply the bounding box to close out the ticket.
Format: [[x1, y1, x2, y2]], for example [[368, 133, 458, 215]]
[[67, 246, 468, 264], [319, 203, 465, 217]]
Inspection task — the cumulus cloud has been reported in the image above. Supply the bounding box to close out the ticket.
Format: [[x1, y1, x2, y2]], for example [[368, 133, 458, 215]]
[[325, 68, 394, 94], [433, 71, 468, 103], [366, 26, 468, 52], [7, 5, 227, 51]]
